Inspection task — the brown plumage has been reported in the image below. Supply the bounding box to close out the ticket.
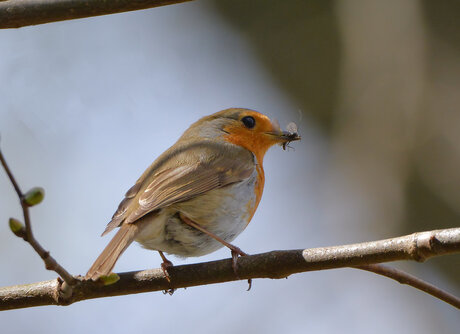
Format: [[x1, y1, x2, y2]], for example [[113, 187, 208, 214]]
[[86, 108, 300, 280]]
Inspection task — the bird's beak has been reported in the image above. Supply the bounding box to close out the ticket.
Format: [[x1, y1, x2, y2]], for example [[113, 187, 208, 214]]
[[265, 120, 301, 149], [266, 130, 301, 143]]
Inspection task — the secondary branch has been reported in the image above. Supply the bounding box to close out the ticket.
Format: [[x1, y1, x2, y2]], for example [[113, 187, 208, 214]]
[[0, 0, 193, 29]]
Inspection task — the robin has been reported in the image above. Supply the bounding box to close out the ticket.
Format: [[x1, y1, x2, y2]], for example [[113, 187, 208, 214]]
[[86, 108, 300, 280]]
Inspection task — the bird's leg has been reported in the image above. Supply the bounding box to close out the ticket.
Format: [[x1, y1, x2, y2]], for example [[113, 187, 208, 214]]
[[158, 250, 175, 294], [158, 251, 173, 280], [179, 213, 252, 289]]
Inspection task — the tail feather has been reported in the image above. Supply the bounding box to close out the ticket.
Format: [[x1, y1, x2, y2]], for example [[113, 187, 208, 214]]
[[86, 224, 140, 280]]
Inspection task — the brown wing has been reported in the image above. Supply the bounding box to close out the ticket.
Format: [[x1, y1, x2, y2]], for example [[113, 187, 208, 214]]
[[102, 142, 255, 235], [125, 158, 254, 223]]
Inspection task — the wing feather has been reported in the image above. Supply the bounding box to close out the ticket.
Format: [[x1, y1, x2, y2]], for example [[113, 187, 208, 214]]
[[102, 182, 143, 236], [102, 141, 255, 233], [125, 163, 246, 223]]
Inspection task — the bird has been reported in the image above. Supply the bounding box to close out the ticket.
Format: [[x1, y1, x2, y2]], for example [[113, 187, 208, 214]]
[[86, 108, 300, 281]]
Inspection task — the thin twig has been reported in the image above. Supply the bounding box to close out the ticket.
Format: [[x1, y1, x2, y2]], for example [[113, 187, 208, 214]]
[[0, 147, 76, 288], [0, 146, 22, 195], [0, 228, 459, 311], [0, 0, 194, 29], [355, 264, 460, 309]]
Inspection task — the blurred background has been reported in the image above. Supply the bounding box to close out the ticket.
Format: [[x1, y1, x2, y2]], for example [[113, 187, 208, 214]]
[[0, 0, 459, 332]]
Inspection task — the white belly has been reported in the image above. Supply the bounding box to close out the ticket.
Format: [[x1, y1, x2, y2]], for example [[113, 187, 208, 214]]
[[135, 168, 258, 257]]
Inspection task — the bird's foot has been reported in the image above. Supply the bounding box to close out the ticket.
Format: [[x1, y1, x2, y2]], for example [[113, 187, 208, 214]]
[[158, 251, 174, 283], [230, 247, 252, 291]]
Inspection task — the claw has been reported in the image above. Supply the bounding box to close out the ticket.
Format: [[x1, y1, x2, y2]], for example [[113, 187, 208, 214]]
[[230, 249, 252, 291], [231, 250, 241, 277]]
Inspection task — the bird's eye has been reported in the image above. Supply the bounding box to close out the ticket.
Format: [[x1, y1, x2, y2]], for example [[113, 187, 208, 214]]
[[241, 116, 256, 129]]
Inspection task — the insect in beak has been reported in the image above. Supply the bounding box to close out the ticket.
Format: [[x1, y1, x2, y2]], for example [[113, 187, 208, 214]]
[[266, 121, 301, 150], [281, 122, 300, 150]]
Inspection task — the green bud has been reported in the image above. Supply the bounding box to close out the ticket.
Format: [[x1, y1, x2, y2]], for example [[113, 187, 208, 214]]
[[9, 218, 24, 236], [24, 187, 45, 206], [99, 273, 120, 286]]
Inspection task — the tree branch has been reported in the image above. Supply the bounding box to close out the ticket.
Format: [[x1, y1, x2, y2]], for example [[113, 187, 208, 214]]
[[0, 0, 193, 29], [2, 141, 459, 310], [1, 228, 459, 311]]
